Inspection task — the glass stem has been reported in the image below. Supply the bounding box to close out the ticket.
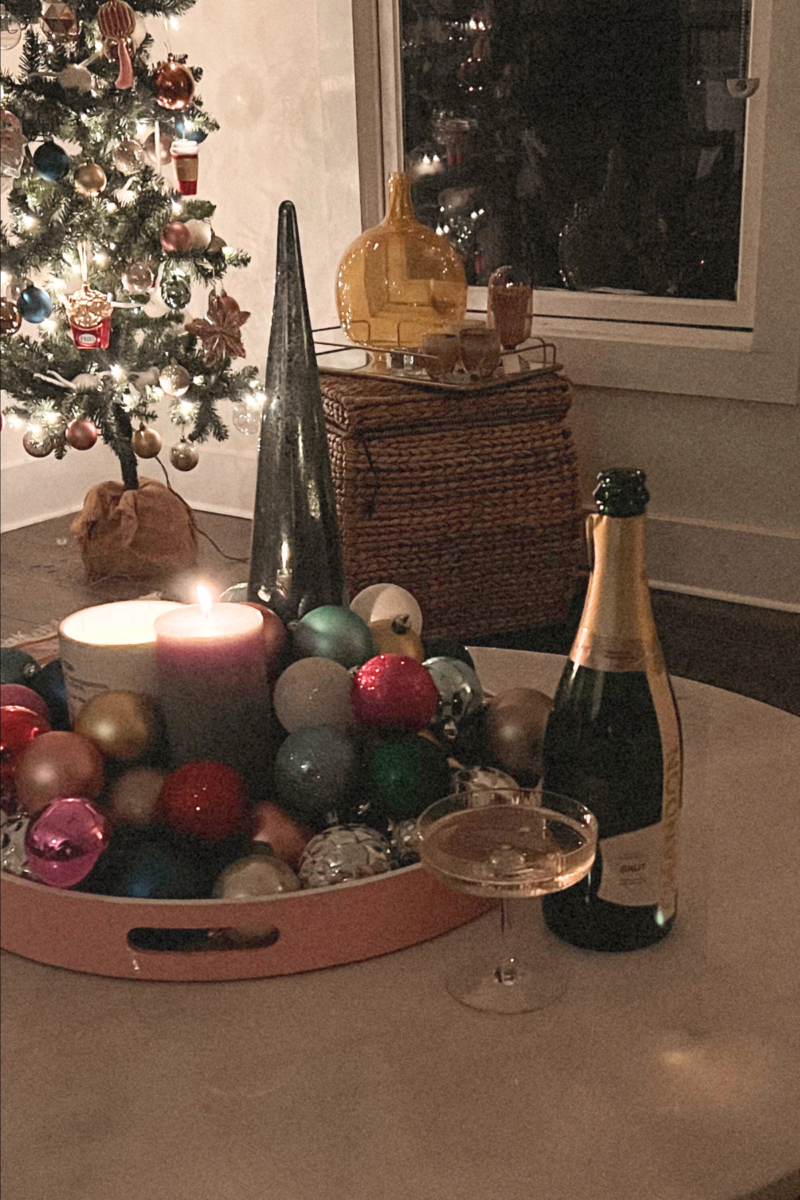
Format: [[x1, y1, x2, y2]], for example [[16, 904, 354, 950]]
[[495, 899, 519, 986]]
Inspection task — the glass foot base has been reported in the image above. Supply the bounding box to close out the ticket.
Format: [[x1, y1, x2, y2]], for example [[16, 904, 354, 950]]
[[445, 955, 569, 1014]]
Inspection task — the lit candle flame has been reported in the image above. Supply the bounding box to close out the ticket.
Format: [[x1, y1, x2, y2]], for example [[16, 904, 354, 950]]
[[197, 585, 214, 618]]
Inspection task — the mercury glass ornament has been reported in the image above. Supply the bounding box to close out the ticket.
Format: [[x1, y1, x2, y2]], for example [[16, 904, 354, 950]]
[[297, 824, 393, 888], [169, 437, 199, 471], [23, 427, 55, 458], [424, 656, 485, 740], [74, 161, 107, 197], [121, 262, 155, 295], [159, 363, 190, 396], [451, 764, 519, 806], [247, 201, 345, 622], [160, 272, 191, 310], [388, 817, 420, 866], [1, 813, 34, 877], [113, 137, 145, 174], [142, 130, 172, 167], [0, 109, 24, 180]]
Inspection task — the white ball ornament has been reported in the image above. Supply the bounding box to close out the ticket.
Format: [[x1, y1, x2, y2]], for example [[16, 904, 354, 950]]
[[183, 219, 212, 251], [272, 657, 354, 733], [349, 583, 423, 635]]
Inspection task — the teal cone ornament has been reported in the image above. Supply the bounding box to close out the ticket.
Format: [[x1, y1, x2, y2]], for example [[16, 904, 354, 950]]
[[247, 201, 345, 622]]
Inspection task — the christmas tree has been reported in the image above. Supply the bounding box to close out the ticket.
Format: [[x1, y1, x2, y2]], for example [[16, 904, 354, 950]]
[[0, 0, 258, 494]]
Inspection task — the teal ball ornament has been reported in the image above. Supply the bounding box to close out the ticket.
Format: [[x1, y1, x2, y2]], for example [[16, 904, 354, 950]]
[[1, 648, 40, 687], [365, 731, 452, 822], [292, 605, 375, 669], [32, 141, 70, 182], [17, 285, 53, 324], [273, 724, 358, 829]]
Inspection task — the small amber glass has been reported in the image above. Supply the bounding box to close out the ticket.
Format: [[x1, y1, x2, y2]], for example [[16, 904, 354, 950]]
[[486, 266, 533, 349], [336, 172, 468, 350]]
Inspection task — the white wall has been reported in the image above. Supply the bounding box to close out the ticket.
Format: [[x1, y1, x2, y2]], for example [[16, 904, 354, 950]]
[[2, 0, 799, 610]]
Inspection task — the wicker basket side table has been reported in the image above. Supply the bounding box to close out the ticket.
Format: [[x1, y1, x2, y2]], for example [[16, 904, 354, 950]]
[[321, 370, 582, 639]]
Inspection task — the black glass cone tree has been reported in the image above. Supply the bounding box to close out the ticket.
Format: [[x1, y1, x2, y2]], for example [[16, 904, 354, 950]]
[[247, 201, 345, 622]]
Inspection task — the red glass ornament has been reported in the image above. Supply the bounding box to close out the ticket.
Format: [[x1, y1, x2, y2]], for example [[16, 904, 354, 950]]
[[241, 602, 288, 679], [160, 221, 192, 254], [0, 684, 49, 720], [157, 760, 250, 842], [351, 654, 440, 731], [65, 418, 98, 450], [1, 705, 52, 813]]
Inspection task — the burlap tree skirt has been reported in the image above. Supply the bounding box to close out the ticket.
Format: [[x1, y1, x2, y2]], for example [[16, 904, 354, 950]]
[[71, 477, 198, 580]]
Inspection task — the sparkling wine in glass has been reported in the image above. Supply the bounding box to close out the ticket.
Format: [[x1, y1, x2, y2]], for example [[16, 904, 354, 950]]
[[417, 789, 598, 1013]]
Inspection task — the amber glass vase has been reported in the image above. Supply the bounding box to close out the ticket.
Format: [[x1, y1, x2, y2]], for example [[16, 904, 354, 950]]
[[336, 172, 467, 349]]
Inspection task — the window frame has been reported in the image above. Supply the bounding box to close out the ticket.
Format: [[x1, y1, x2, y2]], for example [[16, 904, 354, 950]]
[[352, 0, 800, 404]]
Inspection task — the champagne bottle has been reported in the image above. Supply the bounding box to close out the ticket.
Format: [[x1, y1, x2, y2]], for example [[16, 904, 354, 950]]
[[542, 468, 682, 951]]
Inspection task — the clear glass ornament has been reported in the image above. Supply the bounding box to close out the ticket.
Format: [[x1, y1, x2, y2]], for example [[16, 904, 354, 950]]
[[0, 5, 23, 50], [231, 400, 261, 436]]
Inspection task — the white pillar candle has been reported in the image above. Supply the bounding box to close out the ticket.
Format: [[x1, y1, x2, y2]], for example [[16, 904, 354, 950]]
[[59, 600, 184, 722]]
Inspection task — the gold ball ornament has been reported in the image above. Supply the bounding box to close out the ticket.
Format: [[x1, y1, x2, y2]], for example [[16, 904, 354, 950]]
[[131, 424, 162, 458], [74, 161, 107, 197], [485, 687, 554, 780], [153, 55, 195, 111], [369, 617, 425, 661], [159, 362, 191, 396], [169, 437, 199, 472], [74, 690, 161, 763], [1, 297, 21, 336]]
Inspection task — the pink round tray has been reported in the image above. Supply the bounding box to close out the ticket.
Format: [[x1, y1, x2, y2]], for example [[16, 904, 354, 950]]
[[0, 865, 491, 981]]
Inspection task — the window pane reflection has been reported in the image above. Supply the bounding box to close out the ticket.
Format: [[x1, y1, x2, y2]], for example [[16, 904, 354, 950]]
[[400, 0, 751, 300]]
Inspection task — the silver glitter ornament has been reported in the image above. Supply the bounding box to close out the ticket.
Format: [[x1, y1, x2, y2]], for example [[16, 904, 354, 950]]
[[452, 764, 520, 806], [298, 824, 392, 888], [388, 817, 420, 866], [1, 814, 35, 878], [424, 656, 485, 739]]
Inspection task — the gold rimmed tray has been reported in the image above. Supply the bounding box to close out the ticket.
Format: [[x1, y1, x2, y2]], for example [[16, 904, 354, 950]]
[[314, 325, 562, 393]]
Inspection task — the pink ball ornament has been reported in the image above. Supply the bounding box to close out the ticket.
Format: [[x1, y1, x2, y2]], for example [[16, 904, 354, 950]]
[[351, 654, 440, 731], [24, 797, 111, 888]]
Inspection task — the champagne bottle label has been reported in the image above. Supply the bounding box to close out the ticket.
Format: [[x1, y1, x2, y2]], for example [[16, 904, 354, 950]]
[[596, 822, 664, 906]]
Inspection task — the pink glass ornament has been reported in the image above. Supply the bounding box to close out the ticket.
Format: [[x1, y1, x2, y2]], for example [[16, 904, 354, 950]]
[[24, 797, 111, 888]]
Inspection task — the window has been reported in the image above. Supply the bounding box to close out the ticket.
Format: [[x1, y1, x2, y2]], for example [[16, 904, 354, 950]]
[[352, 0, 800, 403]]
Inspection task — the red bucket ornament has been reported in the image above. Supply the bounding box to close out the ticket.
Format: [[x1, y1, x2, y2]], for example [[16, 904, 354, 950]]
[[97, 0, 136, 88], [64, 284, 113, 351]]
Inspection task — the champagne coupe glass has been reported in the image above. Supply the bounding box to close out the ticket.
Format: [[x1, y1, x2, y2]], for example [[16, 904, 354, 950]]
[[417, 788, 598, 1014]]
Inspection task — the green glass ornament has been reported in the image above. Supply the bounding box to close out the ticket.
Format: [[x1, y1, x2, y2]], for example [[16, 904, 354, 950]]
[[366, 732, 452, 822], [292, 605, 375, 670]]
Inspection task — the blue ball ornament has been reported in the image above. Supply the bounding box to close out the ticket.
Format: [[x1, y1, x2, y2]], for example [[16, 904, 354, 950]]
[[0, 648, 40, 686], [32, 141, 70, 182], [273, 724, 358, 829], [174, 117, 207, 144], [292, 605, 375, 669], [17, 286, 53, 324], [29, 659, 70, 731]]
